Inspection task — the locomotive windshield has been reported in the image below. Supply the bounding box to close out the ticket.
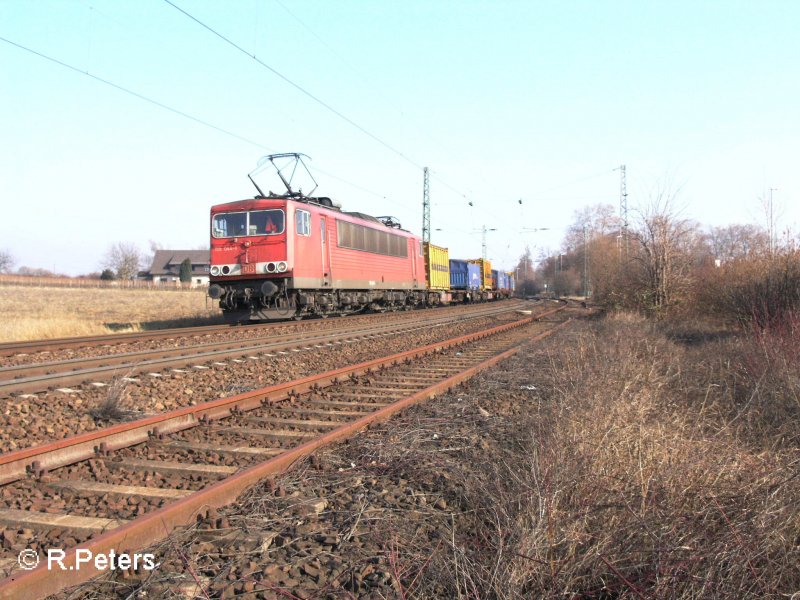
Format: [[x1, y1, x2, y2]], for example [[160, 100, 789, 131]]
[[212, 209, 285, 238]]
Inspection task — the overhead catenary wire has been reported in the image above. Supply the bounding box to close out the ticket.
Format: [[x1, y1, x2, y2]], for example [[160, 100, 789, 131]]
[[271, 0, 484, 182], [0, 35, 274, 153], [17, 1, 545, 227], [5, 6, 619, 246], [1, 34, 415, 209], [163, 0, 425, 173], [162, 0, 502, 216], [524, 168, 620, 201]]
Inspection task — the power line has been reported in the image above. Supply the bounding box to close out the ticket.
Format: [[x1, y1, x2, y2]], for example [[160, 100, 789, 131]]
[[272, 0, 364, 82], [525, 168, 619, 201], [163, 0, 424, 171], [270, 0, 479, 177], [5, 20, 503, 257], [5, 7, 619, 251], [162, 1, 504, 217], [1, 35, 407, 211], [0, 35, 274, 152]]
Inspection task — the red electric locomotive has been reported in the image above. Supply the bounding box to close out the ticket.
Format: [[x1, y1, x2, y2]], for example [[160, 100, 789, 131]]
[[208, 154, 427, 322]]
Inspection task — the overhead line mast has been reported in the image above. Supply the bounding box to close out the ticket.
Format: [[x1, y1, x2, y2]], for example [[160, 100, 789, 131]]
[[422, 167, 430, 244], [480, 225, 496, 261], [617, 164, 628, 256]]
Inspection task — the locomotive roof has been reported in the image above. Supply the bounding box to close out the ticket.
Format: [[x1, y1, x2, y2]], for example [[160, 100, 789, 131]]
[[212, 195, 337, 209], [342, 211, 381, 224], [212, 197, 412, 234]]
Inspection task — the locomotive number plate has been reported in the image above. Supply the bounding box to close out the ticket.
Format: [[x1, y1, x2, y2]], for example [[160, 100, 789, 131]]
[[241, 263, 256, 274]]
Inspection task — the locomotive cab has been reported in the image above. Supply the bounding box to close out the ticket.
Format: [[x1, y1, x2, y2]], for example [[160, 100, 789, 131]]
[[208, 197, 294, 319]]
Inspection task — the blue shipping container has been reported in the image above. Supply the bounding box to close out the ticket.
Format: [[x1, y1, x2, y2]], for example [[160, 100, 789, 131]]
[[497, 271, 508, 290], [450, 259, 482, 290], [468, 263, 481, 289]]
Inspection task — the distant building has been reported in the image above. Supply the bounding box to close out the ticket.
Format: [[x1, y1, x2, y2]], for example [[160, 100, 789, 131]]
[[148, 250, 210, 287]]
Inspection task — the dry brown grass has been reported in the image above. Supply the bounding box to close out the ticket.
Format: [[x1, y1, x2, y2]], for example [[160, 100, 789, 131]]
[[426, 313, 800, 598], [0, 284, 222, 342], [88, 377, 141, 422]]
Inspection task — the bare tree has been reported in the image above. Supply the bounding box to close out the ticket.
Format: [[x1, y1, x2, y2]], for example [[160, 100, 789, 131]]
[[563, 204, 618, 251], [758, 189, 785, 255], [630, 191, 700, 313], [707, 224, 769, 262], [103, 242, 143, 280], [17, 266, 58, 277], [0, 249, 14, 274], [142, 240, 163, 273], [514, 246, 535, 291]]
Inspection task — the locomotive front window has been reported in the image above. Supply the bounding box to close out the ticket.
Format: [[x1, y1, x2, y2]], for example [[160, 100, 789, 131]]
[[212, 210, 285, 238], [212, 212, 247, 238], [249, 210, 285, 235]]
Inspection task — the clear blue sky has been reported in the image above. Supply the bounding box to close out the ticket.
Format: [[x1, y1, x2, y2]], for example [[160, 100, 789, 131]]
[[2, 0, 798, 274]]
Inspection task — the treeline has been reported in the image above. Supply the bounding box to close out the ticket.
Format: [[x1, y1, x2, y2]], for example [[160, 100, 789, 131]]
[[517, 198, 799, 329], [0, 274, 203, 290], [0, 242, 199, 283]]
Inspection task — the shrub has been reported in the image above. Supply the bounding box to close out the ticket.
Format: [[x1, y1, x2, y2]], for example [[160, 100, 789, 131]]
[[179, 258, 193, 284], [698, 250, 800, 331]]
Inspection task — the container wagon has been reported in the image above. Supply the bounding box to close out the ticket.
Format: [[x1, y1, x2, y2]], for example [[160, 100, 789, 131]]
[[449, 259, 483, 302], [468, 259, 493, 293], [496, 271, 512, 298], [423, 243, 451, 305]]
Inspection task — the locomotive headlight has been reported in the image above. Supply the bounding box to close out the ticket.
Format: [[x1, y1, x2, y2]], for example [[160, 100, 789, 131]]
[[221, 266, 231, 275], [265, 262, 276, 273], [277, 261, 288, 273], [210, 266, 220, 276]]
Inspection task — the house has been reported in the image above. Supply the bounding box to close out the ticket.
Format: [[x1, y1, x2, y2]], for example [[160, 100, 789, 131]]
[[148, 250, 210, 287]]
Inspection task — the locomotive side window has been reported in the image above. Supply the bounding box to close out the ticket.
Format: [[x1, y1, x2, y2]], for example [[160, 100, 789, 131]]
[[212, 210, 285, 238], [296, 210, 311, 236], [336, 220, 408, 258]]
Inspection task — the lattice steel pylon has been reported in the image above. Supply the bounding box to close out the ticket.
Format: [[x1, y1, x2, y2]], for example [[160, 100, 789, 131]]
[[422, 167, 430, 244], [616, 164, 628, 256]]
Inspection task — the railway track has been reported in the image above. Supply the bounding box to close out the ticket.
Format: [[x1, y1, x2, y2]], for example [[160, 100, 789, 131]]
[[0, 304, 573, 599], [0, 303, 525, 398], [0, 300, 530, 359], [0, 322, 237, 359]]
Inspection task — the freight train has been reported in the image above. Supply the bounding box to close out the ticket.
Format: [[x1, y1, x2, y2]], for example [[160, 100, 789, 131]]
[[208, 155, 514, 322]]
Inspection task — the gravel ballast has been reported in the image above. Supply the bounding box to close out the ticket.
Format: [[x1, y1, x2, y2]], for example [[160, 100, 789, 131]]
[[47, 317, 579, 599]]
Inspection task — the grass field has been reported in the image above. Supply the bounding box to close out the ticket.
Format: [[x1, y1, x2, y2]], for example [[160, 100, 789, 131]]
[[0, 285, 223, 342]]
